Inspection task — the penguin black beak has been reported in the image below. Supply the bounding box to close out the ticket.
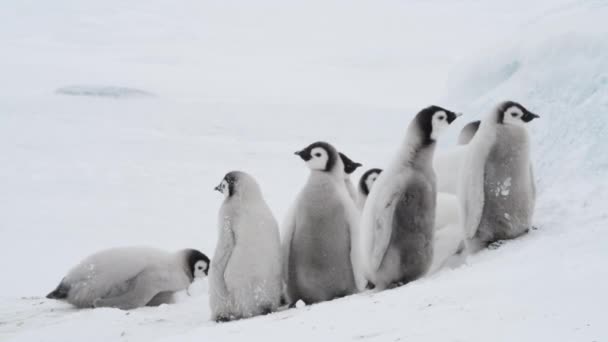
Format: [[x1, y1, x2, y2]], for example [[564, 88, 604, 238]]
[[214, 184, 222, 192], [294, 150, 312, 161], [346, 162, 363, 174], [523, 111, 540, 122], [447, 112, 462, 124]]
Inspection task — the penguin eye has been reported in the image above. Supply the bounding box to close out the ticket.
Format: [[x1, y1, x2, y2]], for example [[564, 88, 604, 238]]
[[438, 115, 445, 121], [511, 113, 518, 117], [314, 153, 322, 157]]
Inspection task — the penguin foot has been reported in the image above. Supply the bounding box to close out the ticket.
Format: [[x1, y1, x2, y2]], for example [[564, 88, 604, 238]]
[[365, 282, 376, 290], [488, 240, 505, 250], [261, 306, 273, 315], [215, 315, 232, 323], [387, 281, 406, 289]]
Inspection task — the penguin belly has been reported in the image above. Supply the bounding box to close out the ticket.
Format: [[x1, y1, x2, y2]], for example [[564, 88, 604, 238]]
[[374, 178, 435, 288], [476, 137, 534, 246], [289, 191, 356, 304], [224, 227, 282, 318]]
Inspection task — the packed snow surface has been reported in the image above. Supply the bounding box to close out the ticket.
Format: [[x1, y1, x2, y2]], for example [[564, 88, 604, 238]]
[[1, 0, 607, 341]]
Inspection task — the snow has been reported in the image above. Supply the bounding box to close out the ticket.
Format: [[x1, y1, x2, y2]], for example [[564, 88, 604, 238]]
[[1, 0, 607, 341]]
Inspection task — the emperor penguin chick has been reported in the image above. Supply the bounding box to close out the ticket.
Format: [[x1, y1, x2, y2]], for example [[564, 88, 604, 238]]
[[282, 142, 362, 305], [360, 106, 460, 289], [460, 101, 539, 252], [339, 152, 363, 204], [46, 247, 209, 309], [209, 171, 282, 322], [357, 168, 382, 210]]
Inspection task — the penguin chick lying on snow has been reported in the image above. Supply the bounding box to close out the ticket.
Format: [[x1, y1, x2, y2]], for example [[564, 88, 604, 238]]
[[46, 247, 209, 310]]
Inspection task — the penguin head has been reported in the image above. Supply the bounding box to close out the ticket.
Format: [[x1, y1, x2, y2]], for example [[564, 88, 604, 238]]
[[184, 249, 210, 279], [295, 141, 339, 172], [338, 152, 363, 175], [359, 168, 382, 195], [214, 173, 236, 199], [415, 105, 461, 144], [215, 171, 261, 199], [457, 120, 481, 145], [498, 101, 540, 127]]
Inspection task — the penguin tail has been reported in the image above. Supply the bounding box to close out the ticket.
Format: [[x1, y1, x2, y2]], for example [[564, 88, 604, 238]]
[[46, 279, 70, 299]]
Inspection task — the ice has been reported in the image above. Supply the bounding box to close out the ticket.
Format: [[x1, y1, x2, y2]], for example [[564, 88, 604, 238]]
[[56, 86, 154, 99]]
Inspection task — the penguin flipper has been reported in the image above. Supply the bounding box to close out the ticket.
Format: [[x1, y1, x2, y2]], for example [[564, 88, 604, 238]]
[[369, 191, 400, 272], [280, 203, 297, 303], [93, 271, 161, 310], [46, 279, 70, 299], [529, 165, 536, 207], [343, 198, 365, 291], [210, 224, 235, 299]]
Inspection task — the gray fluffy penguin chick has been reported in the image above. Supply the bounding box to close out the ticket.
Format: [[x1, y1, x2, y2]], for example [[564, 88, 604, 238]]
[[46, 247, 209, 310], [209, 171, 282, 322], [360, 106, 460, 290], [339, 152, 363, 205], [282, 142, 364, 305], [356, 168, 382, 211], [460, 101, 539, 252]]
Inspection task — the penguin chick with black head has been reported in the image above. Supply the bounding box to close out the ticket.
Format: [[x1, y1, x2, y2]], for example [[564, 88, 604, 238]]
[[357, 168, 382, 210], [339, 152, 363, 204], [46, 247, 209, 310], [460, 101, 539, 252], [360, 106, 461, 290], [209, 171, 282, 322], [282, 141, 364, 305]]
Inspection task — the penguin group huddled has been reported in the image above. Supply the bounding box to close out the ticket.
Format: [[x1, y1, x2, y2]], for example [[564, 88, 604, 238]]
[[45, 100, 539, 322]]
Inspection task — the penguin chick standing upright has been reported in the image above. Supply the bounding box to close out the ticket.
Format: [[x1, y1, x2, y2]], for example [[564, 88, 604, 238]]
[[46, 247, 209, 309], [282, 142, 362, 305], [360, 106, 460, 290], [460, 101, 539, 252], [209, 171, 282, 321], [357, 168, 382, 210], [339, 152, 363, 204]]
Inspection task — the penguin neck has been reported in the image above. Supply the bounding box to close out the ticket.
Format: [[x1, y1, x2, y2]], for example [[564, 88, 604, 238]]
[[308, 168, 343, 184], [175, 250, 194, 282], [394, 126, 436, 170], [226, 179, 264, 204], [226, 190, 260, 206]]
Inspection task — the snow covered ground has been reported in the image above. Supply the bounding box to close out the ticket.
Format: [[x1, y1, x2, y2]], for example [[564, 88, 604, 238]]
[[1, 0, 607, 341]]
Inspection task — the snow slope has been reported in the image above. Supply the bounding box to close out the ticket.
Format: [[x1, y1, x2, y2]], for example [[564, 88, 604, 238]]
[[1, 0, 607, 341]]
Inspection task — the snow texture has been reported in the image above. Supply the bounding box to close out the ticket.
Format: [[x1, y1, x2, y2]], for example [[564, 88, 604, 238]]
[[1, 0, 607, 341]]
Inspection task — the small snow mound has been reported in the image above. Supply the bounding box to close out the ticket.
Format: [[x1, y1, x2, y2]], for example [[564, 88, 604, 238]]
[[56, 85, 154, 99]]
